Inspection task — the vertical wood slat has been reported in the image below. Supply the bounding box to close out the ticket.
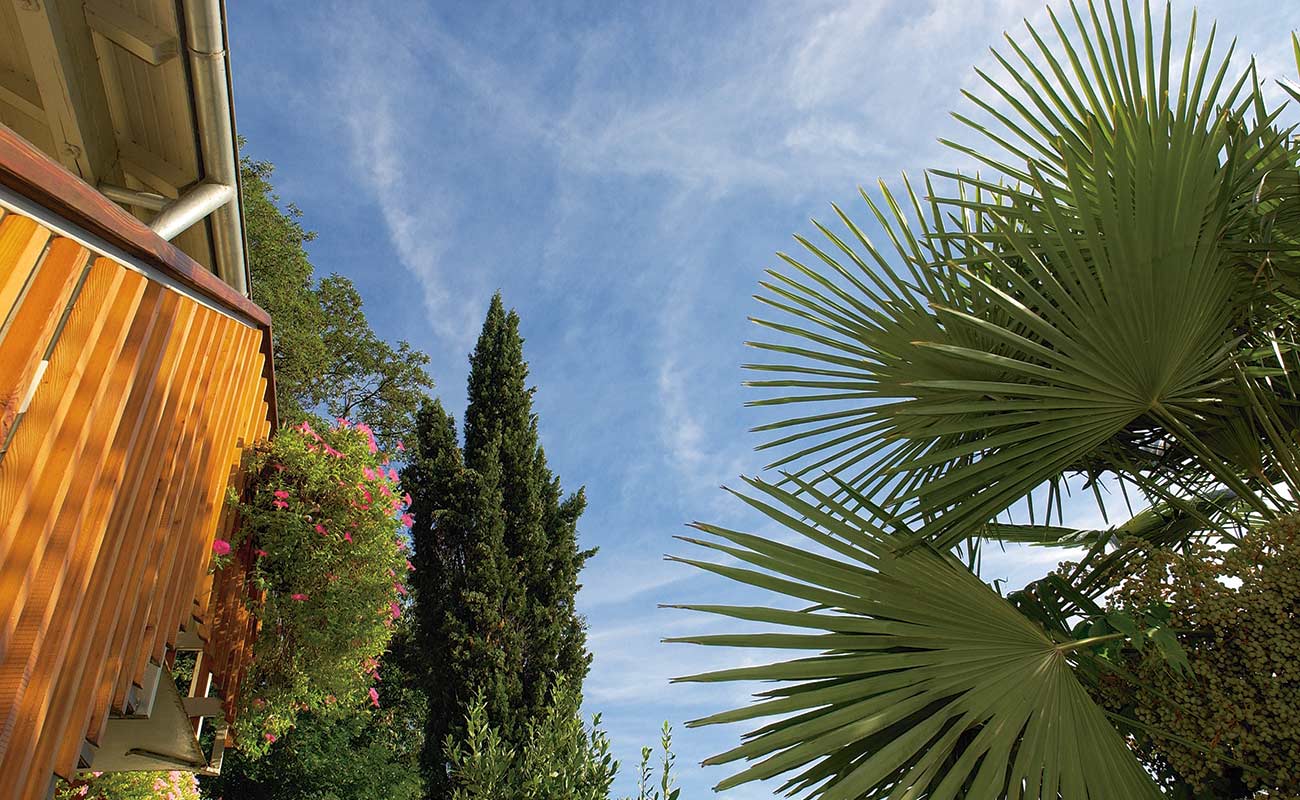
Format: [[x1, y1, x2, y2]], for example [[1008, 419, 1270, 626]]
[[0, 266, 153, 800], [217, 389, 272, 730], [0, 236, 85, 456], [0, 243, 107, 657], [39, 290, 186, 781], [0, 200, 273, 789], [101, 311, 223, 716], [152, 322, 258, 666], [0, 237, 90, 557], [203, 374, 269, 709], [0, 255, 137, 768], [56, 299, 202, 767], [114, 306, 235, 705], [0, 213, 50, 332], [172, 336, 262, 640], [9, 282, 171, 798]]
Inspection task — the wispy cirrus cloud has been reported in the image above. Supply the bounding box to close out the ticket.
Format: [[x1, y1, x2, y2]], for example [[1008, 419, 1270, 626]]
[[237, 3, 1300, 797]]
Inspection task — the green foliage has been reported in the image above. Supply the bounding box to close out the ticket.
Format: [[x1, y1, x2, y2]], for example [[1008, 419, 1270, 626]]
[[445, 681, 617, 800], [202, 626, 426, 800], [405, 294, 595, 796], [671, 477, 1160, 798], [229, 419, 409, 754], [670, 3, 1300, 796], [628, 723, 681, 800], [242, 155, 433, 450], [55, 771, 200, 800], [444, 685, 686, 800], [1093, 517, 1300, 797]]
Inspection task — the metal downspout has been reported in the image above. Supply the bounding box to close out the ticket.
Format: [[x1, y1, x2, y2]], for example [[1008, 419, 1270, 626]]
[[181, 0, 247, 296]]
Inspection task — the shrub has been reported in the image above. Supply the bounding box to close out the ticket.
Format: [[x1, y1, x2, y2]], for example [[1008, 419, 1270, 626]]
[[445, 683, 683, 800], [446, 680, 617, 800], [1094, 517, 1300, 797], [53, 771, 199, 800], [228, 418, 411, 755]]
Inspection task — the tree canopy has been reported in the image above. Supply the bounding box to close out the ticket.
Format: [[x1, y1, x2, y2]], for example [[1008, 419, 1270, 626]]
[[405, 294, 596, 798], [243, 155, 433, 450]]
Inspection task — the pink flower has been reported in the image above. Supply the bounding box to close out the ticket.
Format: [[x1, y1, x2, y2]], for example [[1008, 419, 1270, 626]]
[[273, 463, 285, 472], [368, 687, 380, 707], [323, 444, 343, 459], [406, 559, 415, 571], [212, 539, 231, 556], [402, 493, 412, 507], [396, 540, 408, 552], [273, 490, 290, 499], [389, 601, 401, 619], [387, 468, 399, 482], [400, 513, 414, 528], [314, 524, 328, 536], [362, 466, 376, 481], [336, 417, 350, 427], [255, 548, 269, 558], [387, 568, 396, 578], [362, 489, 373, 504], [253, 697, 265, 708], [272, 500, 288, 510], [395, 582, 408, 597], [291, 593, 309, 602], [343, 532, 353, 543], [264, 732, 277, 743], [396, 440, 405, 452]]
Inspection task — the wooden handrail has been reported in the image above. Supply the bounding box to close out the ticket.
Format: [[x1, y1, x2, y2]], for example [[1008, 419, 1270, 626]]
[[0, 123, 278, 431]]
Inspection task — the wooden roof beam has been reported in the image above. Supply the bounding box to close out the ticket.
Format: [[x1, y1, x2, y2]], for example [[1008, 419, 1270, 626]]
[[83, 0, 179, 66], [0, 68, 42, 122], [7, 0, 118, 185]]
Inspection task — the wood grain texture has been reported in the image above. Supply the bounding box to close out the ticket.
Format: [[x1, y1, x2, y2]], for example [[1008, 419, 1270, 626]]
[[0, 122, 279, 431], [0, 199, 273, 791]]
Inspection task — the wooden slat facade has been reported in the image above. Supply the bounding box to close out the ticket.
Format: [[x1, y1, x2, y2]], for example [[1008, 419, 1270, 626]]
[[0, 126, 275, 797]]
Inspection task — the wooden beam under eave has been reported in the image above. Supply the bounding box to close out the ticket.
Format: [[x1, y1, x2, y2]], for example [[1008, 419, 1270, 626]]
[[83, 0, 178, 66], [8, 0, 118, 185], [0, 69, 42, 121], [118, 140, 183, 199]]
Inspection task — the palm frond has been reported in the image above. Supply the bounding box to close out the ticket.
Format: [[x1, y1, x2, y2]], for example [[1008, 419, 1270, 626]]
[[746, 0, 1295, 548], [669, 477, 1159, 799]]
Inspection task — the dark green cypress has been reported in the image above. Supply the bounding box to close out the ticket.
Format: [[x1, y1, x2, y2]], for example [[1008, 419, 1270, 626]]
[[406, 294, 594, 798]]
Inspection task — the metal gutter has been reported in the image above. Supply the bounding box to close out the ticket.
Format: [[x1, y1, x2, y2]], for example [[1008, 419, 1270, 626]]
[[180, 0, 247, 296]]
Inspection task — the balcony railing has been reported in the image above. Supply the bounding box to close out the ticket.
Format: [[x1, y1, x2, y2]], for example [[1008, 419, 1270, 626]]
[[0, 124, 275, 796]]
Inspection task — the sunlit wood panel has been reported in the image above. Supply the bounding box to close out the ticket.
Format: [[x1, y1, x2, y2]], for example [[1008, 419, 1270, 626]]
[[0, 198, 273, 798]]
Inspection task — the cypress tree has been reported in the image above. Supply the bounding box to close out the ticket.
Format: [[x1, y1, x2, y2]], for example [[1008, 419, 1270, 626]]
[[406, 294, 595, 797]]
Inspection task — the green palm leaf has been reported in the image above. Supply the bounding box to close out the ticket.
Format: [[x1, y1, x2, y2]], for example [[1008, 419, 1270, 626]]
[[746, 0, 1293, 548], [669, 477, 1159, 799]]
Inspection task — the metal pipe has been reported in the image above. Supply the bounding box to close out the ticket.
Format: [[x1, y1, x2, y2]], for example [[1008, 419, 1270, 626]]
[[148, 180, 235, 241], [98, 183, 169, 212], [181, 0, 247, 295]]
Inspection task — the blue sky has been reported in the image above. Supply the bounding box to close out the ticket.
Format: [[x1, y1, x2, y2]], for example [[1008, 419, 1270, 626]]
[[226, 2, 1295, 796]]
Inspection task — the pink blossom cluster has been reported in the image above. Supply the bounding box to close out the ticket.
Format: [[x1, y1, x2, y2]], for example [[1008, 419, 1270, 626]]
[[243, 417, 417, 723]]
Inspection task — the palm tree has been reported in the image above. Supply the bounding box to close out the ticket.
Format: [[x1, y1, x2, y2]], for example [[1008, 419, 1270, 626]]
[[670, 2, 1300, 797]]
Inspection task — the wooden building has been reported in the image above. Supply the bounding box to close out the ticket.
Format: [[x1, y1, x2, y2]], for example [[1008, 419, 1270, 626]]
[[0, 0, 275, 795]]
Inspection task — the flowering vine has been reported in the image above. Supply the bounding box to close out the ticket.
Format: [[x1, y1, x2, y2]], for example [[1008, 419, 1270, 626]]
[[225, 418, 412, 756]]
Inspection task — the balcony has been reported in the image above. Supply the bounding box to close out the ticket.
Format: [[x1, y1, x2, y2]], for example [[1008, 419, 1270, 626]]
[[0, 1, 275, 789]]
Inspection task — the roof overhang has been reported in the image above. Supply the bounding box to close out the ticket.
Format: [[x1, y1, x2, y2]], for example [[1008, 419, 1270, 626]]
[[0, 0, 249, 295]]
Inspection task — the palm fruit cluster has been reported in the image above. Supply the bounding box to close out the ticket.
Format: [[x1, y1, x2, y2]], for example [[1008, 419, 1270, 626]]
[[1093, 517, 1300, 798]]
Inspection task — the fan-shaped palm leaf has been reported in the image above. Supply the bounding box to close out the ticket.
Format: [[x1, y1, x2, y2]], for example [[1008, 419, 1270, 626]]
[[745, 0, 1295, 548], [669, 477, 1159, 799]]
